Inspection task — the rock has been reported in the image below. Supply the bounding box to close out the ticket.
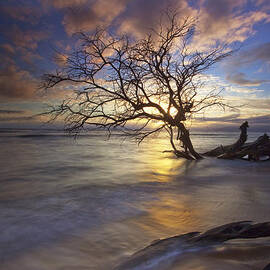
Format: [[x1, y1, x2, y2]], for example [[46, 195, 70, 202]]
[[263, 263, 270, 270], [115, 221, 270, 270]]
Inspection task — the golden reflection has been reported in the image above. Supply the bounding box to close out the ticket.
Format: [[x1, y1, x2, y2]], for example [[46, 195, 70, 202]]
[[136, 192, 200, 236], [143, 156, 187, 182], [138, 136, 190, 182]]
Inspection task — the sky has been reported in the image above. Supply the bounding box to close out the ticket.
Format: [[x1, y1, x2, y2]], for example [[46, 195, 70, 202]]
[[0, 0, 270, 131]]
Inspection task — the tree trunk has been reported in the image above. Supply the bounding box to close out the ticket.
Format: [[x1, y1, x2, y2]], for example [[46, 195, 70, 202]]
[[169, 126, 195, 160], [178, 123, 202, 160]]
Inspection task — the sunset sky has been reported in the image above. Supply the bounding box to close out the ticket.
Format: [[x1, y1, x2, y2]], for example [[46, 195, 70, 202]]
[[0, 0, 270, 131]]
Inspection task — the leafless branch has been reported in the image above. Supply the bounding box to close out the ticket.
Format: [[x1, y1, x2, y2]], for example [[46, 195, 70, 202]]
[[41, 12, 234, 159]]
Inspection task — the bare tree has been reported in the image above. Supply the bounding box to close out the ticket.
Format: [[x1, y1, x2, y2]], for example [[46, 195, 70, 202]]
[[41, 13, 232, 160]]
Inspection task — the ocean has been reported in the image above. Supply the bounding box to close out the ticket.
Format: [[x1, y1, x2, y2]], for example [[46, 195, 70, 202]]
[[1, 129, 270, 270]]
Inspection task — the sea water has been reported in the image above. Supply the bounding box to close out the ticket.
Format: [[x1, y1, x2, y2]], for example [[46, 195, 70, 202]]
[[1, 129, 270, 269]]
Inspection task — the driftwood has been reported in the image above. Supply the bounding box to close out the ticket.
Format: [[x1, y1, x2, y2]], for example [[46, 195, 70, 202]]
[[115, 221, 270, 270], [203, 121, 270, 161]]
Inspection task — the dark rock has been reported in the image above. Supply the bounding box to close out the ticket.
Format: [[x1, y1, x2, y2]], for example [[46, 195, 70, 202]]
[[115, 221, 270, 270], [263, 263, 270, 270]]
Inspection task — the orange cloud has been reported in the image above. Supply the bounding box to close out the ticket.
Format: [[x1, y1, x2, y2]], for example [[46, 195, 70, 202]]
[[5, 25, 48, 50], [0, 43, 15, 55], [0, 64, 75, 102], [42, 0, 88, 9], [0, 65, 37, 100], [43, 0, 128, 35], [53, 52, 69, 67], [63, 0, 128, 35], [0, 5, 42, 24], [118, 0, 195, 38], [19, 49, 43, 65]]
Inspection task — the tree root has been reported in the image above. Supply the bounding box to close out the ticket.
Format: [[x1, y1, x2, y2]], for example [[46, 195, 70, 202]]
[[174, 150, 195, 160]]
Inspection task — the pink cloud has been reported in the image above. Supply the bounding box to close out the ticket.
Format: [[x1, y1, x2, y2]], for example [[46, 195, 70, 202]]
[[0, 5, 42, 24], [118, 0, 195, 38], [42, 0, 88, 9], [5, 25, 48, 50], [191, 0, 270, 50], [43, 0, 128, 35], [226, 72, 269, 86], [0, 64, 73, 102], [0, 65, 37, 100], [53, 52, 69, 67], [19, 49, 43, 65], [117, 0, 269, 51], [0, 43, 15, 54]]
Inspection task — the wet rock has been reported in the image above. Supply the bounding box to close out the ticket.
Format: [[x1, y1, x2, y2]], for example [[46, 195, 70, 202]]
[[115, 221, 270, 270]]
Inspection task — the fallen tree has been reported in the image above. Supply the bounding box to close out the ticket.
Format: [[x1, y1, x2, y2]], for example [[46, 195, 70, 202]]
[[203, 121, 270, 161]]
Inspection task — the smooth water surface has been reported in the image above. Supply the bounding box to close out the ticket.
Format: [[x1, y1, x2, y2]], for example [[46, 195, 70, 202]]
[[1, 130, 270, 269]]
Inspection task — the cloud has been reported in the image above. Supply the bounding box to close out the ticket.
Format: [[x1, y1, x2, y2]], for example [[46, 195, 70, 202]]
[[202, 0, 247, 17], [232, 113, 270, 131], [0, 63, 81, 102], [4, 24, 48, 50], [247, 114, 270, 124], [65, 0, 128, 35], [196, 112, 270, 126], [0, 64, 38, 100], [194, 108, 270, 132], [42, 0, 270, 45], [224, 42, 270, 86], [1, 25, 48, 68], [19, 49, 43, 65], [0, 110, 26, 114], [118, 0, 195, 38], [245, 98, 270, 110], [0, 109, 36, 123], [62, 6, 98, 35], [197, 74, 264, 95], [230, 42, 270, 67], [116, 0, 270, 51], [43, 0, 128, 35], [225, 97, 270, 121], [252, 0, 266, 5], [42, 0, 88, 9], [252, 0, 270, 8], [0, 43, 15, 55], [0, 5, 42, 24], [53, 52, 69, 67], [0, 115, 36, 122], [195, 112, 241, 122], [192, 1, 270, 50], [227, 86, 264, 94], [0, 106, 41, 125], [226, 72, 269, 86]]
